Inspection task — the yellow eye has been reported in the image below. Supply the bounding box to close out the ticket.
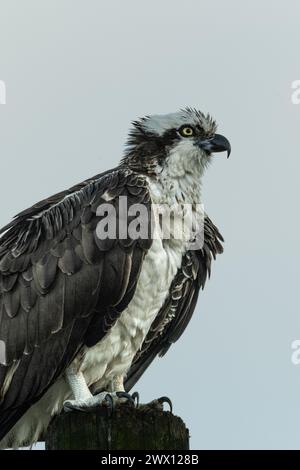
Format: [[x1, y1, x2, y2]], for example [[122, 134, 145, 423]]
[[179, 126, 194, 137]]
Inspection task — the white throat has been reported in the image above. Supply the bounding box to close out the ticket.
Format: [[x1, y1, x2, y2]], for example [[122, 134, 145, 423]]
[[148, 139, 207, 207], [146, 140, 207, 251]]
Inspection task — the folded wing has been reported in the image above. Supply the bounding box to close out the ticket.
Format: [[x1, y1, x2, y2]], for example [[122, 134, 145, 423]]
[[0, 168, 152, 440]]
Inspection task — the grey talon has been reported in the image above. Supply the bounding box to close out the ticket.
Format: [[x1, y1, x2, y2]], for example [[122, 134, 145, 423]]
[[116, 391, 135, 406], [104, 393, 114, 415], [158, 396, 173, 413], [131, 391, 140, 407], [63, 402, 73, 413]]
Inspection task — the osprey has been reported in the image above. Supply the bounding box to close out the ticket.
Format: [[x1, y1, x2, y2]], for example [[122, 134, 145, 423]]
[[0, 108, 230, 448]]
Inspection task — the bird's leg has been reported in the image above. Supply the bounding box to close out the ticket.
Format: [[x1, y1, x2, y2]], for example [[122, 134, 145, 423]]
[[63, 366, 104, 411], [108, 376, 171, 412], [107, 375, 139, 407], [63, 369, 136, 412], [107, 374, 125, 393], [65, 367, 92, 402], [107, 378, 172, 411]]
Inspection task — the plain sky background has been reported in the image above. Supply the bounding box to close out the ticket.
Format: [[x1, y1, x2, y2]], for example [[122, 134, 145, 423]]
[[0, 0, 300, 450]]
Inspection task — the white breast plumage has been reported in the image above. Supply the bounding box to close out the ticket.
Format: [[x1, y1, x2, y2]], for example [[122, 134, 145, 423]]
[[80, 204, 185, 390]]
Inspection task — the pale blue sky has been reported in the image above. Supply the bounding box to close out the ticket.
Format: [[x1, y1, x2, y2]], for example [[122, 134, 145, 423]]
[[0, 0, 300, 450]]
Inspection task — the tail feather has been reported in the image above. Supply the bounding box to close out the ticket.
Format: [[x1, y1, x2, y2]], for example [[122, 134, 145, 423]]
[[0, 404, 30, 447]]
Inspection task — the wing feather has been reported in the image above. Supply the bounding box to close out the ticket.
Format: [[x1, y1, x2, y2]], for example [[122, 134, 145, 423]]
[[0, 168, 152, 441]]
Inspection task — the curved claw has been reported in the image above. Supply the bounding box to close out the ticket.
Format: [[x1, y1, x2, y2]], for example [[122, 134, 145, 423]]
[[157, 396, 173, 413], [63, 401, 74, 413], [116, 391, 135, 406], [104, 393, 114, 416], [131, 391, 140, 408]]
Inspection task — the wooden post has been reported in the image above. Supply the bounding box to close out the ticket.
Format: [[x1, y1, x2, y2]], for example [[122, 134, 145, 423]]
[[45, 405, 189, 450]]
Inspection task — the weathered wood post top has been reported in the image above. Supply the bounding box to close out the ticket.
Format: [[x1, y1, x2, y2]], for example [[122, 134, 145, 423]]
[[45, 405, 190, 450]]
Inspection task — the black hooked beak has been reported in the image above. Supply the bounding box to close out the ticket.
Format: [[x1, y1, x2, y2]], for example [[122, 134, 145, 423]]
[[198, 133, 231, 158]]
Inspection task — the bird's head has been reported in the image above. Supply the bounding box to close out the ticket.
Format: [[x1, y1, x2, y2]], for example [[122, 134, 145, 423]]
[[122, 107, 231, 178]]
